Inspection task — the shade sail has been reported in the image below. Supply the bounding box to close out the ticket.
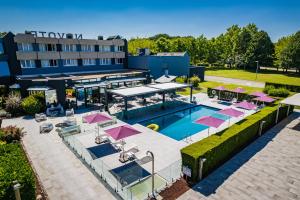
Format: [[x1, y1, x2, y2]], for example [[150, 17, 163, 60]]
[[280, 93, 300, 107], [253, 96, 276, 103], [250, 91, 266, 97], [214, 86, 226, 91], [234, 101, 257, 110], [105, 125, 141, 140], [218, 108, 244, 117], [232, 87, 245, 93], [83, 113, 112, 124], [195, 116, 225, 128]]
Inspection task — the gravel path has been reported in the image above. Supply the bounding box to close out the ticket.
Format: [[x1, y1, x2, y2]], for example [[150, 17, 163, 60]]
[[205, 75, 265, 88]]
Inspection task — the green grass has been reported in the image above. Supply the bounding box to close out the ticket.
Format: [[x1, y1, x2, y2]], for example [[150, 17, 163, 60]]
[[206, 69, 300, 86], [177, 81, 263, 96]]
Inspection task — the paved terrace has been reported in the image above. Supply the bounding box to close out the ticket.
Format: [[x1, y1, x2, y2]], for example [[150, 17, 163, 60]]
[[2, 116, 118, 200], [179, 111, 300, 200]]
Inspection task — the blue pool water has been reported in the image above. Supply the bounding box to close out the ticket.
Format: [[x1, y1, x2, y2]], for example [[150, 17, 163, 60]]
[[140, 105, 230, 141]]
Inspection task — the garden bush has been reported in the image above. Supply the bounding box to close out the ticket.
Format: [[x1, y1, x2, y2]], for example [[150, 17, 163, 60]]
[[21, 96, 43, 115], [175, 76, 187, 84], [189, 75, 201, 88], [0, 126, 24, 143], [263, 85, 275, 94], [265, 82, 300, 93], [267, 87, 290, 97], [0, 143, 36, 200], [5, 94, 22, 117], [181, 103, 292, 183]]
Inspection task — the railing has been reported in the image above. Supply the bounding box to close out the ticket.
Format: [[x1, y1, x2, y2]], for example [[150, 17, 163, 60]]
[[62, 134, 182, 200]]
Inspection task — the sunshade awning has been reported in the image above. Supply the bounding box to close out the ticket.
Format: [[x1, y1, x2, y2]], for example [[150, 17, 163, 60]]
[[195, 116, 225, 128], [148, 82, 189, 90], [27, 86, 52, 91], [280, 93, 300, 107], [105, 125, 141, 140]]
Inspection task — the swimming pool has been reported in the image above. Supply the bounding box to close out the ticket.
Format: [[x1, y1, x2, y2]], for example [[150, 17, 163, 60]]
[[140, 105, 230, 141]]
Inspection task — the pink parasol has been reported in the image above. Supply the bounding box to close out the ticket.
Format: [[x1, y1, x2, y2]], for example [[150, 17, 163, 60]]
[[104, 125, 141, 140], [250, 91, 267, 97], [83, 113, 112, 124], [234, 101, 257, 110], [195, 116, 225, 128], [214, 86, 226, 91], [253, 96, 276, 103], [232, 87, 245, 93], [218, 108, 244, 117]]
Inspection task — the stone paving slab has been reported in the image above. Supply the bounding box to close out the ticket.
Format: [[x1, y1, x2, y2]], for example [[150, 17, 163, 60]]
[[178, 111, 300, 200], [3, 117, 118, 200]]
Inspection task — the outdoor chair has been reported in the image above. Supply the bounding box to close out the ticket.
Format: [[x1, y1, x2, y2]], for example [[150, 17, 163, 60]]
[[35, 113, 47, 122], [39, 122, 53, 133], [58, 125, 81, 137], [66, 108, 74, 117]]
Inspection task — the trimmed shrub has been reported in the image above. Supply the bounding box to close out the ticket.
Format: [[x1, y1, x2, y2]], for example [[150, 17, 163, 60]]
[[189, 76, 201, 88], [21, 96, 43, 115], [5, 94, 22, 117], [181, 103, 292, 183], [0, 143, 36, 200], [176, 76, 187, 84], [0, 126, 24, 143], [267, 87, 290, 97], [263, 85, 275, 94], [265, 82, 300, 93]]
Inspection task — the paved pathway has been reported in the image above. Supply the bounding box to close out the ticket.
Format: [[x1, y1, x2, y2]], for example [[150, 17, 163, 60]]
[[179, 111, 300, 200], [3, 117, 118, 200], [205, 75, 265, 88]]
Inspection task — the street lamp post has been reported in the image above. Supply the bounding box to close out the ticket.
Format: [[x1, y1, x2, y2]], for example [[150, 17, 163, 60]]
[[255, 61, 259, 80], [146, 151, 155, 198]]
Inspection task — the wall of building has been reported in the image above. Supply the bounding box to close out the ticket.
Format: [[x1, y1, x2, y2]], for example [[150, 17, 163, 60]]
[[128, 54, 190, 79], [189, 66, 205, 81]]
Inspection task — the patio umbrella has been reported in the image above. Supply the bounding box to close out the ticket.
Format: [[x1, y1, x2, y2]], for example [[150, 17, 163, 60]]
[[104, 124, 141, 140], [250, 91, 266, 97], [232, 87, 246, 101], [195, 116, 225, 136], [83, 113, 112, 124], [213, 86, 226, 99], [234, 101, 257, 110], [253, 96, 276, 103], [218, 108, 244, 126]]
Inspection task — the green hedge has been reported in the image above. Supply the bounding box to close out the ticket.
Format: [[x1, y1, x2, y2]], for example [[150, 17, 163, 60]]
[[0, 143, 36, 200], [265, 82, 300, 93], [181, 103, 293, 183]]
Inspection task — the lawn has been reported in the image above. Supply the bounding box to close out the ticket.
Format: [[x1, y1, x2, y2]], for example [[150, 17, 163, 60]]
[[177, 81, 263, 96], [206, 69, 300, 86]]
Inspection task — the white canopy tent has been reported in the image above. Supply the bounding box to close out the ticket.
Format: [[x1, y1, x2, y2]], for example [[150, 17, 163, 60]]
[[276, 93, 300, 123]]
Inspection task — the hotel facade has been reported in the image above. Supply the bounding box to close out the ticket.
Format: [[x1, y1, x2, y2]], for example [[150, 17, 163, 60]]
[[0, 31, 149, 109]]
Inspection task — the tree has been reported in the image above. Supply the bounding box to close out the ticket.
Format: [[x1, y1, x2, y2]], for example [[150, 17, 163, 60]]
[[286, 31, 300, 73], [155, 37, 171, 52], [274, 35, 292, 70]]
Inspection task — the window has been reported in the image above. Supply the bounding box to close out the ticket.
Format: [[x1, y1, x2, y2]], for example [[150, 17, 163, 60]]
[[18, 43, 33, 51], [20, 60, 35, 68], [83, 59, 96, 66], [62, 44, 76, 52], [39, 44, 57, 52], [115, 58, 123, 64], [99, 58, 111, 65], [114, 46, 124, 52], [100, 45, 111, 52], [81, 44, 94, 52], [63, 59, 78, 66], [41, 60, 57, 67], [0, 43, 4, 54]]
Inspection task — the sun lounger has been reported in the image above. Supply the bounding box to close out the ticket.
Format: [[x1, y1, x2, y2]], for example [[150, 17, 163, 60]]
[[39, 122, 53, 133], [35, 113, 47, 122], [97, 116, 117, 128], [95, 134, 110, 144], [112, 140, 126, 151]]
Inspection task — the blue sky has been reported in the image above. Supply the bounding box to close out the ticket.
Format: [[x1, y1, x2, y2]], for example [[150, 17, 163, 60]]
[[0, 0, 299, 41]]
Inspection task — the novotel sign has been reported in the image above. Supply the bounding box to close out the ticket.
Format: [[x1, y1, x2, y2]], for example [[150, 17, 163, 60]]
[[26, 31, 83, 40]]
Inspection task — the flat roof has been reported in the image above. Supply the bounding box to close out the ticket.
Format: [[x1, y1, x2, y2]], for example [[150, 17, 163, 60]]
[[27, 86, 52, 91], [280, 93, 300, 107], [148, 82, 190, 90], [109, 86, 160, 97], [108, 82, 190, 97]]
